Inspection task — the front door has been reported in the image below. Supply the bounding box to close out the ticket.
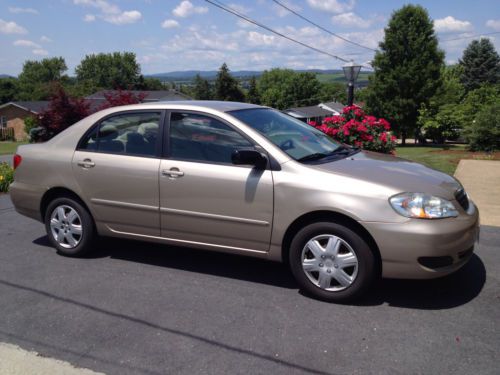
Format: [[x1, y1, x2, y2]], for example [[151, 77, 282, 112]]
[[159, 111, 274, 252], [72, 111, 163, 236]]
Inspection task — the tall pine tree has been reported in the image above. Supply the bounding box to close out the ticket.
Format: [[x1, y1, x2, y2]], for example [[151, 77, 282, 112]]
[[459, 38, 500, 92], [366, 5, 444, 144], [246, 76, 260, 104], [214, 63, 244, 102], [193, 74, 212, 100]]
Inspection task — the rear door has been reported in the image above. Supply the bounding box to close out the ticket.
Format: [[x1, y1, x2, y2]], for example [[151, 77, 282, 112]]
[[72, 110, 164, 236], [159, 111, 274, 252]]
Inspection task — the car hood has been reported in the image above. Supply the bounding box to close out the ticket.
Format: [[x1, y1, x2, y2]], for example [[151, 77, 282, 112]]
[[311, 150, 462, 200]]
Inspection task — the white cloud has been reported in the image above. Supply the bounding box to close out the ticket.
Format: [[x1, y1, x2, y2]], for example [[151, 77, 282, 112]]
[[33, 49, 49, 56], [8, 7, 39, 14], [105, 10, 142, 25], [332, 12, 371, 28], [486, 19, 500, 31], [161, 19, 179, 28], [306, 0, 355, 14], [272, 0, 301, 18], [172, 1, 208, 18], [73, 0, 142, 25], [434, 16, 473, 33], [13, 39, 41, 48], [83, 14, 96, 22], [227, 3, 252, 14], [0, 19, 28, 34], [40, 35, 52, 43]]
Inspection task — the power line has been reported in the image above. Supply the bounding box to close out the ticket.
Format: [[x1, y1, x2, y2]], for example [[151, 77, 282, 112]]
[[205, 0, 351, 63], [271, 0, 378, 52], [439, 31, 500, 43]]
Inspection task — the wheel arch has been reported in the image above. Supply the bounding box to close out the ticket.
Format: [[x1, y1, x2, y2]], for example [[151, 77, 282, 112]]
[[281, 210, 382, 275], [40, 187, 91, 221]]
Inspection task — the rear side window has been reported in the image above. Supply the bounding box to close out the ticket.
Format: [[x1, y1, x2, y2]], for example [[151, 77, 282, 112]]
[[79, 112, 161, 157], [168, 112, 253, 164]]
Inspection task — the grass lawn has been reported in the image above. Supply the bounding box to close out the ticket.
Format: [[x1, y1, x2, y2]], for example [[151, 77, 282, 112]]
[[395, 144, 499, 175], [0, 141, 28, 155]]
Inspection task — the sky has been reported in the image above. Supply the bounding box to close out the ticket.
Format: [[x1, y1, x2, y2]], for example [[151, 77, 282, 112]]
[[1, 0, 499, 76]]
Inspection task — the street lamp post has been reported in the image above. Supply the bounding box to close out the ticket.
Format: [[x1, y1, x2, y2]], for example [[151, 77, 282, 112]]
[[342, 61, 362, 106]]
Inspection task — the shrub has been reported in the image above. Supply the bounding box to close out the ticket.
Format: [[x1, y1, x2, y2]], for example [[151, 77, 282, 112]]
[[97, 89, 147, 110], [24, 116, 39, 142], [309, 105, 396, 154], [463, 103, 500, 151], [0, 162, 14, 193]]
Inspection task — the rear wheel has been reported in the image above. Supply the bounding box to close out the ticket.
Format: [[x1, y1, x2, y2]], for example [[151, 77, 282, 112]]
[[289, 222, 376, 302], [44, 197, 95, 257]]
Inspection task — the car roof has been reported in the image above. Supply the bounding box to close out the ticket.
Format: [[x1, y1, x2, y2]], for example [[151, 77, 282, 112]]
[[147, 100, 265, 112]]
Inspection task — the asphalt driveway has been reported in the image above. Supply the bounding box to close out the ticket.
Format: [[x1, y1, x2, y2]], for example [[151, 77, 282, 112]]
[[0, 194, 499, 374]]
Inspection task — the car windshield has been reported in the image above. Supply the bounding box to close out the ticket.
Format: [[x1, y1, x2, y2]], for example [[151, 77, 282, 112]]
[[228, 108, 346, 161]]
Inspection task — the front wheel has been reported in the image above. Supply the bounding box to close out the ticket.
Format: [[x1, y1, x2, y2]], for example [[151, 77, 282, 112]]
[[289, 222, 377, 302], [44, 197, 96, 257]]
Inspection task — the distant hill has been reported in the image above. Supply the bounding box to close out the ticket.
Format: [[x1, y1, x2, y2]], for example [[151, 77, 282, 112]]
[[0, 74, 13, 79], [146, 69, 370, 82]]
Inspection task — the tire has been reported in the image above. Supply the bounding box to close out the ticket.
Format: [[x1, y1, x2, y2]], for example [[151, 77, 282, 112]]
[[44, 196, 96, 257], [289, 222, 376, 302]]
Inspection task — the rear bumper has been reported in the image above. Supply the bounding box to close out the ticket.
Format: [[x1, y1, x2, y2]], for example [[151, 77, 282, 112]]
[[9, 181, 45, 222], [362, 203, 480, 279]]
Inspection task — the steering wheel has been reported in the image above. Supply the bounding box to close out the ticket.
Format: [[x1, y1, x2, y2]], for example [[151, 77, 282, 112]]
[[279, 139, 295, 151]]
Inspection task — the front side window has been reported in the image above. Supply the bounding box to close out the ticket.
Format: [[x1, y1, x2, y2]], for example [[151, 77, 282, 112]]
[[168, 112, 253, 164], [229, 108, 350, 162], [79, 112, 161, 157]]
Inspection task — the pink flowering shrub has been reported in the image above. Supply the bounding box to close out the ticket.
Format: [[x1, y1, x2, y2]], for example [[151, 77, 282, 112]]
[[309, 105, 396, 154]]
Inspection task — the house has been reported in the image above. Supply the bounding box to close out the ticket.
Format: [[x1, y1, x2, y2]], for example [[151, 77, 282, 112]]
[[283, 105, 334, 124], [0, 89, 191, 141], [318, 101, 345, 115], [0, 101, 49, 141]]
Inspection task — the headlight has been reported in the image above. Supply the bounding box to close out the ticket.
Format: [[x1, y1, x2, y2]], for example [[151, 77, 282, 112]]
[[389, 193, 458, 219]]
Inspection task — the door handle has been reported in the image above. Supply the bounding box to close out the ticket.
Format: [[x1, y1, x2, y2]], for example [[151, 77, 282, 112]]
[[162, 168, 184, 178], [77, 159, 95, 168]]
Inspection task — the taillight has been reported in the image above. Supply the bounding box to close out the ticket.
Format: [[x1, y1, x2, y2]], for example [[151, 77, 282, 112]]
[[13, 154, 22, 170]]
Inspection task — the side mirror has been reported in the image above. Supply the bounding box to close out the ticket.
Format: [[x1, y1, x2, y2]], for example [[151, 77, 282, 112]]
[[231, 149, 267, 169]]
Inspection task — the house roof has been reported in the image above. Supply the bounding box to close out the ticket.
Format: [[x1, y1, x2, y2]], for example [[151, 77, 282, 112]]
[[284, 105, 333, 118], [319, 101, 345, 113], [85, 90, 191, 101], [0, 101, 50, 114]]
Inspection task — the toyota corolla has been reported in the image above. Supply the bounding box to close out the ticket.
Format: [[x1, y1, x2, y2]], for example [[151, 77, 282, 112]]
[[10, 101, 479, 302]]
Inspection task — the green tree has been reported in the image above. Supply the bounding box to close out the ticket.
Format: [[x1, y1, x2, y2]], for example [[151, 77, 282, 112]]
[[459, 38, 500, 92], [192, 74, 213, 99], [418, 65, 466, 142], [17, 57, 68, 100], [75, 52, 141, 89], [0, 78, 18, 104], [318, 81, 346, 104], [463, 102, 500, 151], [366, 5, 444, 144], [214, 63, 244, 102], [135, 75, 164, 90], [246, 76, 260, 104], [258, 68, 320, 109]]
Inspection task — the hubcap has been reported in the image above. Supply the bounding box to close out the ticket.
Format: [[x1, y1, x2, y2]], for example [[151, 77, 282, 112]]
[[301, 234, 358, 291], [49, 205, 83, 249]]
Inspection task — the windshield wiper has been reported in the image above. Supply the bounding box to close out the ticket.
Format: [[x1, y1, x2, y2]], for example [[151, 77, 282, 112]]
[[297, 153, 329, 162], [297, 146, 361, 162]]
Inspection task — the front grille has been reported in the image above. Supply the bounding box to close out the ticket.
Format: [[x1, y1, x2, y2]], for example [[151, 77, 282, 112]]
[[455, 188, 469, 211]]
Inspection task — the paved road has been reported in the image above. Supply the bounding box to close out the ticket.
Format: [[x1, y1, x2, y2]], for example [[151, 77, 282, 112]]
[[0, 194, 499, 375]]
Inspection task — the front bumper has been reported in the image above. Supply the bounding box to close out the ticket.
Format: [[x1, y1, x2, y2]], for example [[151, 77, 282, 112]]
[[362, 202, 480, 279]]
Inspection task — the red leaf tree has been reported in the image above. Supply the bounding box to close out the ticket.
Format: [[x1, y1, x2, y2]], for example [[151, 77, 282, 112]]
[[97, 90, 147, 110], [32, 84, 90, 142]]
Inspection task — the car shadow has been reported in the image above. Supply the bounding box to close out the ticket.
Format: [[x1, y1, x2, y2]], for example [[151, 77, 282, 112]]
[[33, 236, 486, 310]]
